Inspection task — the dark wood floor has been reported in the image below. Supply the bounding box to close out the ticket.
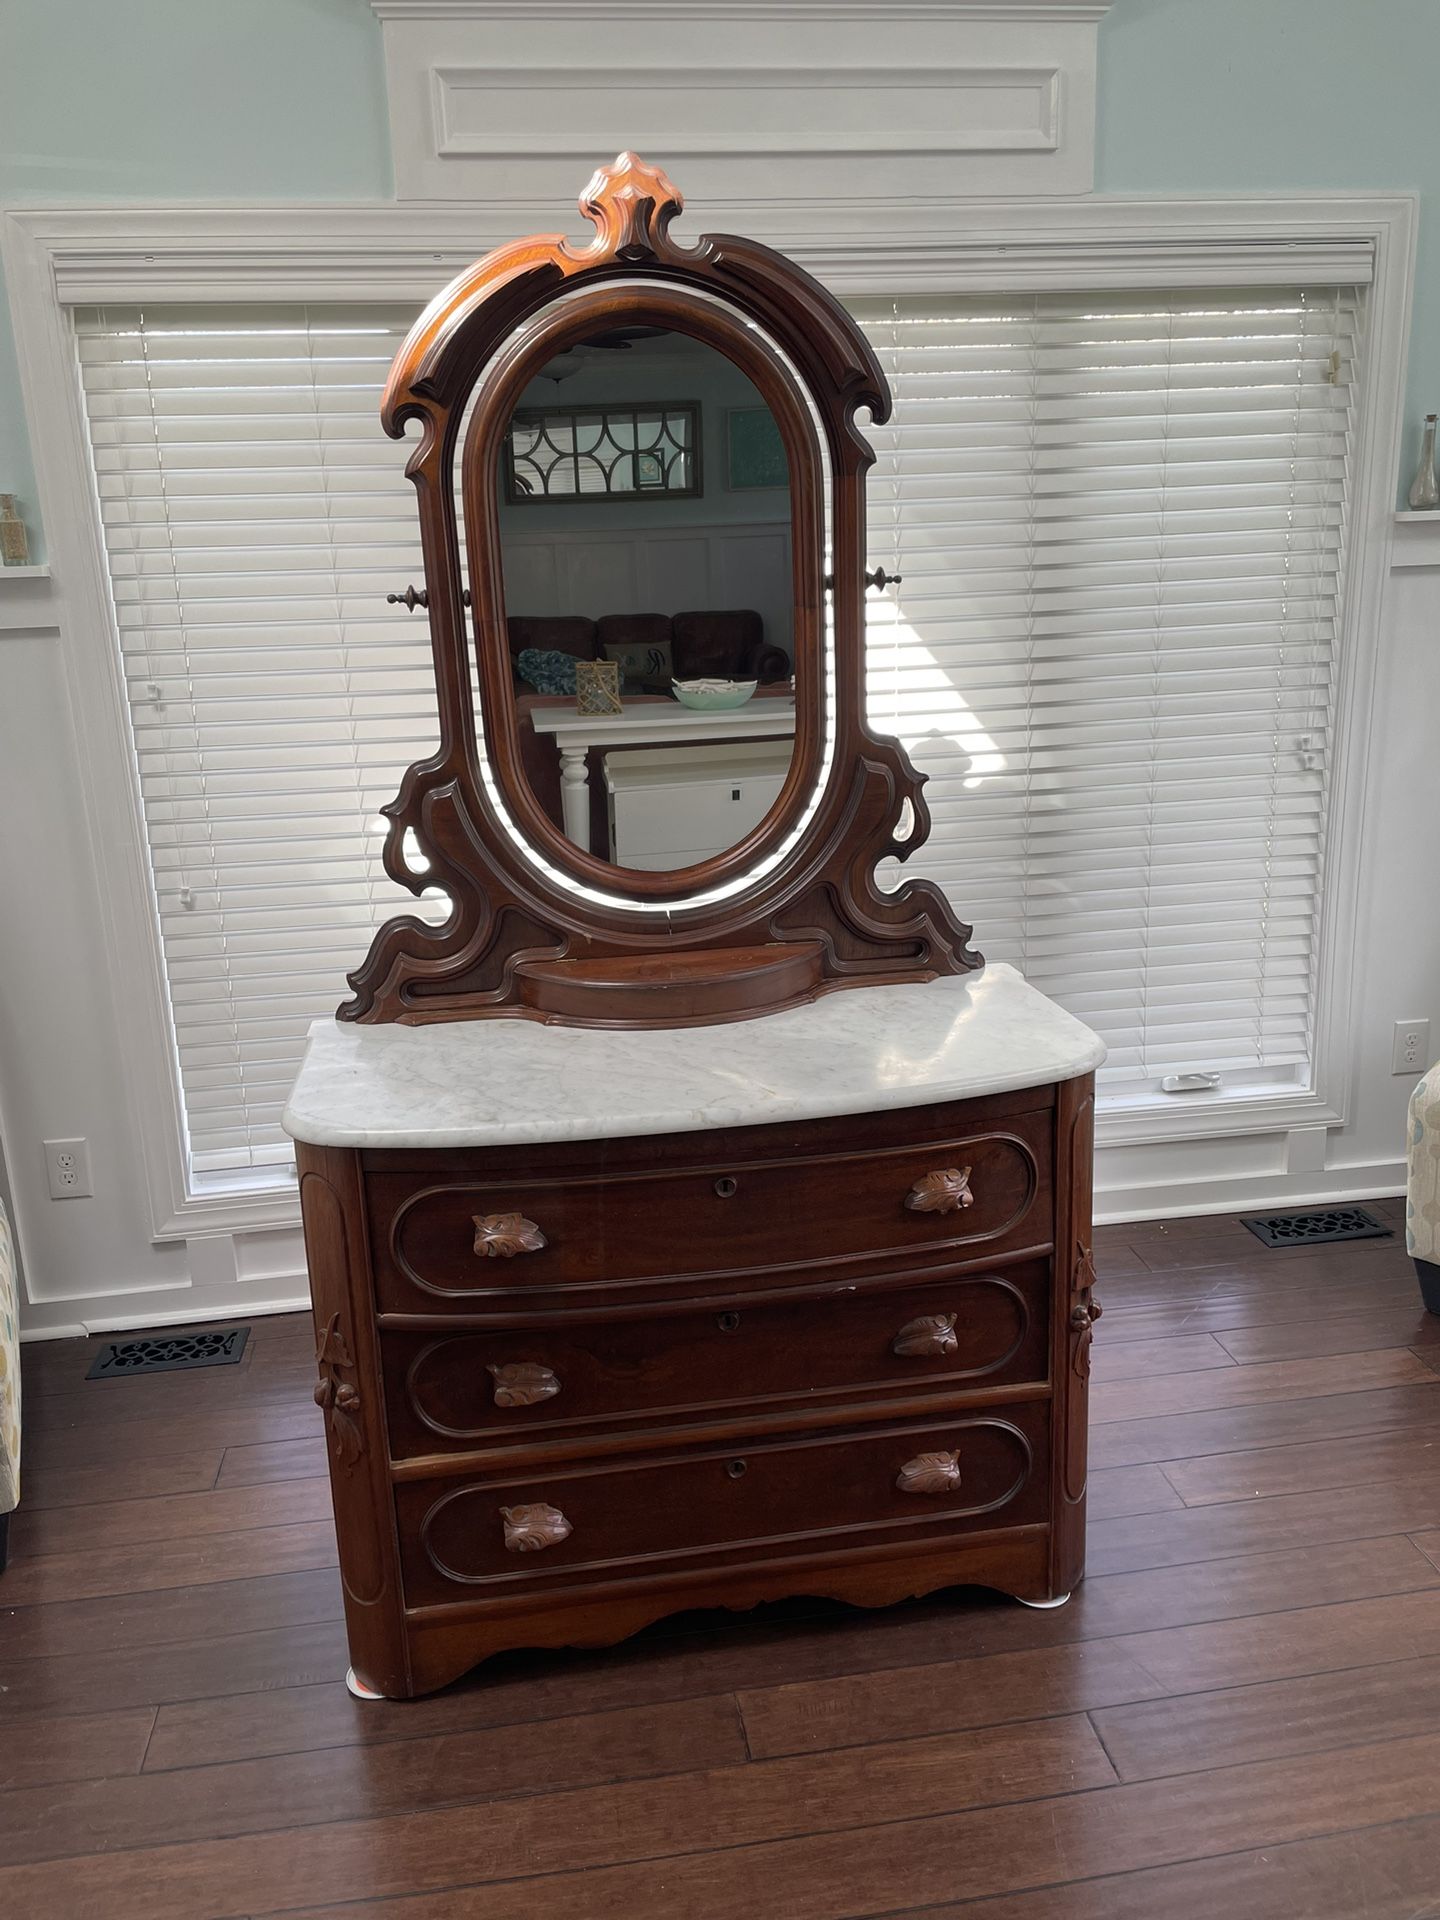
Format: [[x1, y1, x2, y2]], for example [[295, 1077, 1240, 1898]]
[[6, 1199, 1440, 1919]]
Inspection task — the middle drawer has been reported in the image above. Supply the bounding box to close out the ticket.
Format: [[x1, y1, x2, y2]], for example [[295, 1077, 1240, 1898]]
[[380, 1259, 1050, 1460]]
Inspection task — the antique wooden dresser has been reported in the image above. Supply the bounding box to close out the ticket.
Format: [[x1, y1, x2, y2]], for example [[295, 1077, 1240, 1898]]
[[285, 155, 1104, 1698], [287, 965, 1102, 1699]]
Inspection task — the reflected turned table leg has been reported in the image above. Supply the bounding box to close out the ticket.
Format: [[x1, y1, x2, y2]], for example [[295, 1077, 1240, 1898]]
[[558, 745, 591, 847]]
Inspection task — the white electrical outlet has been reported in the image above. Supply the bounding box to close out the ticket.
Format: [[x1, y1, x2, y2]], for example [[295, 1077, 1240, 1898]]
[[43, 1137, 92, 1200], [1392, 1018, 1432, 1077]]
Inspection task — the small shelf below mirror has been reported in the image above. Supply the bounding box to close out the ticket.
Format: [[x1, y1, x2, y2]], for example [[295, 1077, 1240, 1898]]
[[511, 940, 827, 1025]]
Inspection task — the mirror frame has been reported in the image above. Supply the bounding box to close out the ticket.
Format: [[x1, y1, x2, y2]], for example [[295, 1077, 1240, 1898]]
[[342, 154, 979, 1026]]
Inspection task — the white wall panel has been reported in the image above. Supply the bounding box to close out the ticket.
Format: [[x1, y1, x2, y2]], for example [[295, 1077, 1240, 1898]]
[[376, 2, 1106, 203]]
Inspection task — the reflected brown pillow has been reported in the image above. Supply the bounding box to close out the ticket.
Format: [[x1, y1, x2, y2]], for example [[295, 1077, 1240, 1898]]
[[602, 637, 674, 694]]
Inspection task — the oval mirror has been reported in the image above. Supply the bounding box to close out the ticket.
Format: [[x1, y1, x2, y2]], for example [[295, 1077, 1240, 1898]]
[[480, 325, 800, 876]]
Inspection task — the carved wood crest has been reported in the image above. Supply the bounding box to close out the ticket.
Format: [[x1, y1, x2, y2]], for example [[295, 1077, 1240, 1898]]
[[338, 152, 980, 1030]]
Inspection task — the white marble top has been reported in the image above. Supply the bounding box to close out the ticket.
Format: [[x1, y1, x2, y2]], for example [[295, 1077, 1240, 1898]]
[[282, 963, 1104, 1150]]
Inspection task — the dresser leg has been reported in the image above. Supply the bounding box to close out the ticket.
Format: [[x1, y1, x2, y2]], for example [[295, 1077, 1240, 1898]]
[[1017, 1591, 1072, 1610], [346, 1667, 388, 1701]]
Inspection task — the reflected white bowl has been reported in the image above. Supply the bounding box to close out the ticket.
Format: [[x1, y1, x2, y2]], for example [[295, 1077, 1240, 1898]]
[[671, 678, 759, 711]]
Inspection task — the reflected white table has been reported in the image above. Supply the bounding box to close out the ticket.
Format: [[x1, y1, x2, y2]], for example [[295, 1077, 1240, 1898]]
[[529, 699, 797, 848]]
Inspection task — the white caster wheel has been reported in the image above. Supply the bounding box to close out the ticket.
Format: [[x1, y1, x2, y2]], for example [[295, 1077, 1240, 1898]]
[[346, 1666, 387, 1700], [1017, 1592, 1071, 1610]]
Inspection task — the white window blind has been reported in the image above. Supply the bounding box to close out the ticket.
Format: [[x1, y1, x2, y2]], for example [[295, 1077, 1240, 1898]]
[[74, 283, 1363, 1191], [75, 305, 446, 1178], [858, 288, 1362, 1093]]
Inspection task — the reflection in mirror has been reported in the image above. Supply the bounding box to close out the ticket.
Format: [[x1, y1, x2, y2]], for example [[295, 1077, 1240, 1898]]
[[490, 328, 797, 874]]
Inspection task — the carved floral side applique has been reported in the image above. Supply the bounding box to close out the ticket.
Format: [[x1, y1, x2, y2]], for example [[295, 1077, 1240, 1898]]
[[314, 1313, 363, 1467]]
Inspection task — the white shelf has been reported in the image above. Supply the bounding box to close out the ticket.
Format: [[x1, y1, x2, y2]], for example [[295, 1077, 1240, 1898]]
[[1391, 514, 1440, 568], [0, 563, 56, 634]]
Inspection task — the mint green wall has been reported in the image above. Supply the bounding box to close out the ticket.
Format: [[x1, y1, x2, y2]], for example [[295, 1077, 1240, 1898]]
[[0, 0, 391, 560], [2, 0, 1435, 554], [1096, 0, 1437, 496]]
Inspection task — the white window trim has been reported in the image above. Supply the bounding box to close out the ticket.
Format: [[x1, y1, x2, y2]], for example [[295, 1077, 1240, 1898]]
[[1, 192, 1415, 1238]]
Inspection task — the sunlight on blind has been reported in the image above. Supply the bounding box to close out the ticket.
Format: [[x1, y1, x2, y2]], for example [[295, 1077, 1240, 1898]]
[[74, 305, 450, 1178], [859, 289, 1362, 1091]]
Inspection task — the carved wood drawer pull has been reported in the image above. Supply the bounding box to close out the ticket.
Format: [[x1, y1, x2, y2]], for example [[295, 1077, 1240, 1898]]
[[896, 1450, 962, 1496], [501, 1503, 572, 1553], [487, 1362, 560, 1408], [891, 1313, 958, 1359], [473, 1212, 547, 1259], [904, 1167, 973, 1215]]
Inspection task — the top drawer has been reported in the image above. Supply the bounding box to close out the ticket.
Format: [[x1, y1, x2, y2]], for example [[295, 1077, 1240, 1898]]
[[365, 1100, 1053, 1312]]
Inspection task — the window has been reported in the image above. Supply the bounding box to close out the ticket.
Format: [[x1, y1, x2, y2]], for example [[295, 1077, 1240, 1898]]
[[74, 282, 1363, 1192], [505, 403, 699, 501], [858, 288, 1362, 1098], [75, 305, 446, 1179]]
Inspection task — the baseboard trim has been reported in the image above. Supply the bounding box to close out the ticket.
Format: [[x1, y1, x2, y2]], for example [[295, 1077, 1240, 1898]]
[[1095, 1166, 1406, 1227], [19, 1285, 311, 1342]]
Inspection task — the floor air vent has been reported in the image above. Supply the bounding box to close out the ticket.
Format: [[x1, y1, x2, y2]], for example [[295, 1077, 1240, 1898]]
[[86, 1326, 250, 1380], [1240, 1206, 1393, 1250]]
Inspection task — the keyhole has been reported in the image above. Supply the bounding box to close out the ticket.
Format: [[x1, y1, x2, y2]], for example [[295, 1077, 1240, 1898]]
[[716, 1310, 741, 1333], [714, 1175, 738, 1199], [726, 1458, 748, 1479]]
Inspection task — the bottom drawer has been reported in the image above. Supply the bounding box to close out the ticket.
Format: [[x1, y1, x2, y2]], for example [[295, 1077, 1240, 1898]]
[[396, 1402, 1049, 1607]]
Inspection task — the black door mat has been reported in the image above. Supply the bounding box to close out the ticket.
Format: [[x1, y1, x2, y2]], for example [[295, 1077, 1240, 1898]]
[[86, 1326, 250, 1379], [1240, 1206, 1393, 1249]]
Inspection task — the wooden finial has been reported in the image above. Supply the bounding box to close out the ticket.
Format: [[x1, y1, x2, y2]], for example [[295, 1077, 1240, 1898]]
[[578, 151, 685, 260]]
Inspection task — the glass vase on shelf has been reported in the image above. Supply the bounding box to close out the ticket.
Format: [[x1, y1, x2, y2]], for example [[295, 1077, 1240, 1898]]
[[1409, 415, 1440, 511], [0, 494, 29, 567]]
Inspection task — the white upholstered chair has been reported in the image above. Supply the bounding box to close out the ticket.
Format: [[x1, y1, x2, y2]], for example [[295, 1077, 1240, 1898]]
[[1408, 1063, 1440, 1316], [0, 1196, 18, 1571]]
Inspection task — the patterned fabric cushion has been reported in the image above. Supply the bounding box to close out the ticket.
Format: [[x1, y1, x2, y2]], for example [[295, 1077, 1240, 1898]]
[[515, 647, 580, 696], [1407, 1066, 1440, 1264], [0, 1197, 19, 1515], [505, 616, 597, 664], [602, 636, 674, 693]]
